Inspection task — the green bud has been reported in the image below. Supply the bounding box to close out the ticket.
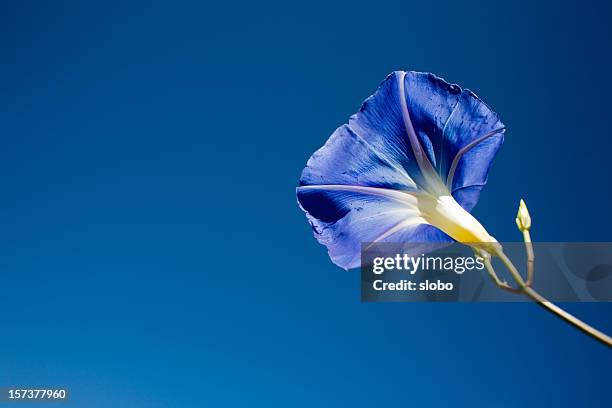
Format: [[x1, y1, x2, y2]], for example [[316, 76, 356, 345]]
[[515, 199, 531, 232]]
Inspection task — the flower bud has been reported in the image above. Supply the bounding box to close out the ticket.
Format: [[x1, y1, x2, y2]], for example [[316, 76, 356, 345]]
[[515, 199, 531, 231]]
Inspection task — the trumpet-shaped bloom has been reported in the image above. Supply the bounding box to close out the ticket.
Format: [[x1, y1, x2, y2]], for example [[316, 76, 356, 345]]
[[297, 71, 505, 269]]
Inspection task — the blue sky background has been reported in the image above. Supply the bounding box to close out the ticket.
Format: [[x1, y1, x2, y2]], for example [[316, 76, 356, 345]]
[[1, 0, 612, 407]]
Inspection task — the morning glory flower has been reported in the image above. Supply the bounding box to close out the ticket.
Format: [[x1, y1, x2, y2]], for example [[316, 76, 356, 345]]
[[296, 71, 612, 347], [297, 71, 505, 269]]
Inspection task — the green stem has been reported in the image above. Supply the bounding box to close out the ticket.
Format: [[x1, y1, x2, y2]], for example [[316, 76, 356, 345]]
[[495, 248, 612, 348], [522, 230, 534, 286]]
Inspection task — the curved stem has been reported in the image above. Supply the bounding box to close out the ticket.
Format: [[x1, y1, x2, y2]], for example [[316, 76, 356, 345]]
[[481, 254, 521, 293], [495, 249, 612, 348]]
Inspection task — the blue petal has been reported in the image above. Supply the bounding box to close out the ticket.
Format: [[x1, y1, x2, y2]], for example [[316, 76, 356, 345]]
[[347, 72, 431, 189], [403, 72, 463, 170], [300, 124, 416, 191], [296, 186, 452, 269], [401, 72, 505, 206], [439, 90, 504, 206]]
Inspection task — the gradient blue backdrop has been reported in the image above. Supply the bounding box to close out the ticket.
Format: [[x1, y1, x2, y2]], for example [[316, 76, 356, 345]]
[[1, 1, 611, 407]]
